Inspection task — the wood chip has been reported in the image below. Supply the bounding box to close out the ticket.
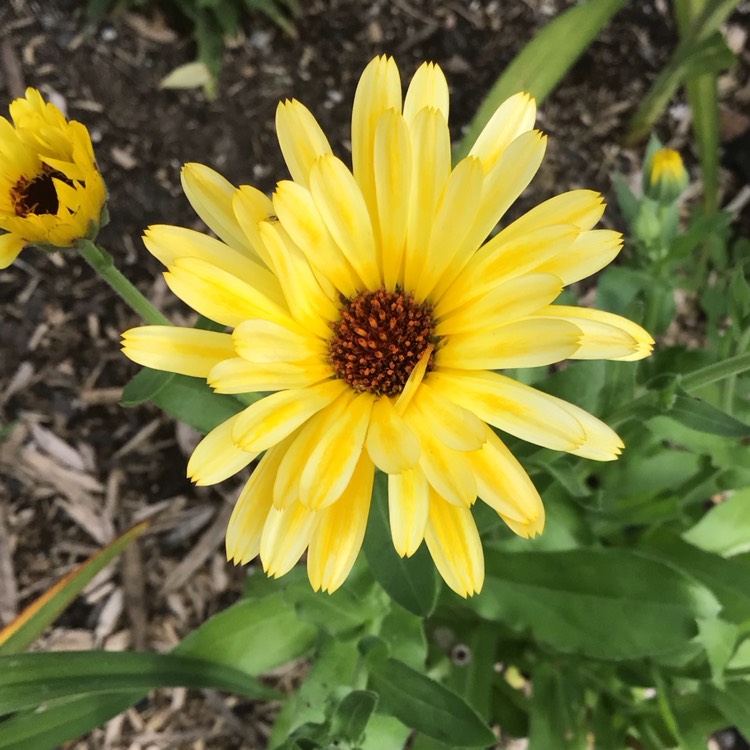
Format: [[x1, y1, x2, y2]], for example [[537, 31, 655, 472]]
[[160, 503, 233, 593], [0, 500, 18, 624], [30, 423, 87, 472]]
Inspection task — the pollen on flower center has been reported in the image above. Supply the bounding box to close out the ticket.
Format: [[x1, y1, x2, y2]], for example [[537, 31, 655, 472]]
[[328, 288, 436, 396], [11, 164, 73, 218]]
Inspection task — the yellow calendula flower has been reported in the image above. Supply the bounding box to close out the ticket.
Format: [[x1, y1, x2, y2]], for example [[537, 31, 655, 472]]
[[122, 56, 653, 597], [0, 88, 106, 267]]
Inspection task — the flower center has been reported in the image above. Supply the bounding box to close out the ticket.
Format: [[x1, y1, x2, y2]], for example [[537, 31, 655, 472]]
[[11, 164, 72, 218], [329, 288, 436, 396]]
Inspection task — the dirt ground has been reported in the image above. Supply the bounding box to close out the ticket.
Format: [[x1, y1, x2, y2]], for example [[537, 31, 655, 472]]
[[1, 0, 749, 748]]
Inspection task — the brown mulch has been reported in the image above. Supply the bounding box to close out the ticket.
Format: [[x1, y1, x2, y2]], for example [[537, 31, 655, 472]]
[[1, 0, 749, 748]]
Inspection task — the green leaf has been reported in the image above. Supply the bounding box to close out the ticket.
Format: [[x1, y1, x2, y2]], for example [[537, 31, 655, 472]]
[[121, 367, 174, 406], [706, 681, 750, 739], [613, 171, 640, 225], [377, 603, 427, 671], [444, 622, 498, 721], [668, 390, 750, 437], [474, 548, 720, 660], [0, 521, 148, 655], [329, 690, 379, 743], [363, 472, 439, 617], [367, 656, 495, 747], [683, 487, 750, 556], [270, 635, 360, 745], [0, 692, 138, 750], [127, 372, 247, 434], [638, 531, 750, 623], [285, 571, 384, 637], [455, 0, 629, 160], [0, 651, 277, 714], [360, 714, 410, 750], [177, 592, 317, 674], [626, 1, 738, 147], [528, 663, 585, 750], [696, 618, 739, 687]]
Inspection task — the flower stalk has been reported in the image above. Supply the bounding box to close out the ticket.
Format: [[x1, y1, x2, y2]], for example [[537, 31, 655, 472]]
[[77, 239, 170, 326]]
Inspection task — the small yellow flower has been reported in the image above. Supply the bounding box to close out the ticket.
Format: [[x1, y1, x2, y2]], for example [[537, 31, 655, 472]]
[[122, 57, 654, 597], [647, 147, 688, 204], [0, 88, 106, 267]]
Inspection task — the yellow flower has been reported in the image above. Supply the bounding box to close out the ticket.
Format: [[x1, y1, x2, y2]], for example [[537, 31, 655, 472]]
[[0, 88, 106, 267], [122, 57, 653, 597]]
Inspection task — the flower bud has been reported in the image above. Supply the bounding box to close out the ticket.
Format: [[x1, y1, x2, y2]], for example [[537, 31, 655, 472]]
[[645, 147, 689, 205]]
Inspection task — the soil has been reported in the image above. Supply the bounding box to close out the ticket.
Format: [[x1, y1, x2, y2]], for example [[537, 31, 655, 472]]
[[1, 0, 749, 748]]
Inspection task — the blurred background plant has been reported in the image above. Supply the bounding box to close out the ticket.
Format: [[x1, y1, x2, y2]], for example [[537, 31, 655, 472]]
[[84, 0, 300, 96]]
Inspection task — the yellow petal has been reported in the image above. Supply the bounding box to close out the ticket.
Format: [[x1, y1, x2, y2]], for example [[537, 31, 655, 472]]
[[464, 130, 547, 257], [403, 107, 451, 292], [428, 369, 586, 453], [498, 190, 606, 243], [143, 225, 284, 305], [121, 325, 235, 378], [533, 305, 654, 360], [164, 256, 294, 329], [470, 427, 544, 528], [226, 441, 289, 564], [469, 92, 536, 170], [208, 358, 332, 393], [403, 62, 449, 125], [425, 490, 484, 597], [258, 220, 338, 338], [0, 232, 25, 268], [388, 468, 429, 557], [272, 180, 361, 296], [366, 396, 421, 474], [260, 501, 318, 578], [437, 318, 581, 370], [434, 224, 578, 316], [410, 419, 477, 507], [407, 381, 486, 452], [187, 413, 258, 486], [535, 229, 623, 285], [307, 452, 374, 592], [309, 154, 381, 289], [351, 55, 402, 217], [181, 163, 258, 257], [232, 185, 276, 268], [233, 318, 326, 362], [232, 379, 345, 452], [299, 392, 374, 509], [413, 155, 484, 302], [374, 110, 411, 290], [436, 273, 563, 336], [536, 391, 624, 461], [275, 99, 333, 188]]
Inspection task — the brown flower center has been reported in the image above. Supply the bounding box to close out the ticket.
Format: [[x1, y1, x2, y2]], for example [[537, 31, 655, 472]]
[[11, 164, 73, 218], [329, 288, 436, 396]]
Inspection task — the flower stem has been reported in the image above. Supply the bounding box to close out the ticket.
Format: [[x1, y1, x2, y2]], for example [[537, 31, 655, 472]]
[[77, 239, 170, 326], [682, 351, 750, 393], [721, 327, 750, 414]]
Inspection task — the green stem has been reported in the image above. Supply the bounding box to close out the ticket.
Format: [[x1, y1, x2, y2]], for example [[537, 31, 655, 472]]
[[77, 239, 170, 326], [682, 351, 750, 392], [608, 351, 750, 426], [721, 326, 750, 414]]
